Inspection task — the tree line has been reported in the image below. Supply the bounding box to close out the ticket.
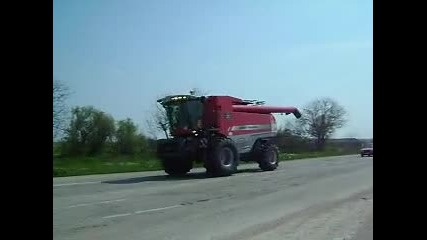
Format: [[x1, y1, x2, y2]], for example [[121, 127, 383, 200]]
[[53, 80, 350, 158]]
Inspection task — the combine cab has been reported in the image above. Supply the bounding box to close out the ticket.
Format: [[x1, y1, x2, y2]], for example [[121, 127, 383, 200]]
[[156, 95, 301, 177]]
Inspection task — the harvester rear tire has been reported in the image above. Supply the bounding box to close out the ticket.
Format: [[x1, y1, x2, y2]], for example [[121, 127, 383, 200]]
[[162, 157, 192, 176], [206, 138, 238, 177], [256, 142, 279, 171]]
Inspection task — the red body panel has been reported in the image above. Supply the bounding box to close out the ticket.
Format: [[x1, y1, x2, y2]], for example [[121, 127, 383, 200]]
[[225, 112, 273, 136], [202, 96, 286, 137]]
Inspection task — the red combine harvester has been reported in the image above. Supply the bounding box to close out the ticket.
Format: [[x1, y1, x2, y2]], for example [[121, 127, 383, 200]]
[[156, 95, 301, 177]]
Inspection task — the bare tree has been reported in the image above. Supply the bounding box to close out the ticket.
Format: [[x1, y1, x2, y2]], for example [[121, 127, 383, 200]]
[[283, 119, 306, 138], [146, 103, 170, 139], [53, 80, 70, 139], [298, 97, 347, 150]]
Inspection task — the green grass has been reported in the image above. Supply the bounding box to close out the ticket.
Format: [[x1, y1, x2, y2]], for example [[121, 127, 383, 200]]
[[53, 155, 163, 177], [53, 150, 357, 178]]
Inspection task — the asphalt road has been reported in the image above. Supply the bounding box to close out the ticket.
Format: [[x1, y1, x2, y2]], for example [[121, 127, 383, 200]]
[[53, 155, 373, 240]]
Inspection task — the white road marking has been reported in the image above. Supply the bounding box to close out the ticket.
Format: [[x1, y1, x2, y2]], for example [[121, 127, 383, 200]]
[[99, 199, 126, 204], [66, 199, 126, 209], [134, 205, 181, 214], [103, 213, 132, 219], [53, 181, 101, 187], [102, 205, 182, 219]]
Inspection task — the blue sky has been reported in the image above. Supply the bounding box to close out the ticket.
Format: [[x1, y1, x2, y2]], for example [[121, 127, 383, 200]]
[[53, 0, 373, 138]]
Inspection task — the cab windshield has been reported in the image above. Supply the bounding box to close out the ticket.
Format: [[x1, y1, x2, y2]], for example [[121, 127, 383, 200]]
[[163, 100, 203, 131]]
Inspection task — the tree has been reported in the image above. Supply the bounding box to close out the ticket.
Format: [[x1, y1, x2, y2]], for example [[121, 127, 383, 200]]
[[115, 118, 140, 155], [276, 120, 310, 153], [146, 103, 170, 139], [298, 97, 347, 150], [53, 80, 70, 139], [63, 106, 115, 156]]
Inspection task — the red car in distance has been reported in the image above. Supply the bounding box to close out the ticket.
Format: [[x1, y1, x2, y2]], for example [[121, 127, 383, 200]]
[[360, 143, 373, 157]]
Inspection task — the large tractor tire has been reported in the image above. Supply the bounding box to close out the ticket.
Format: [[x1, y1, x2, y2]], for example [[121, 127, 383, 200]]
[[161, 157, 192, 176], [255, 141, 279, 171], [157, 138, 192, 176], [206, 138, 239, 177]]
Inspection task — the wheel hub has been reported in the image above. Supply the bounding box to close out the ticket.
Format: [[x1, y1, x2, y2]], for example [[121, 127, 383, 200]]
[[219, 148, 233, 167]]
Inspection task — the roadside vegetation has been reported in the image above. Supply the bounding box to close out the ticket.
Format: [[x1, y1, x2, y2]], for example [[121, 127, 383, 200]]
[[53, 80, 365, 177]]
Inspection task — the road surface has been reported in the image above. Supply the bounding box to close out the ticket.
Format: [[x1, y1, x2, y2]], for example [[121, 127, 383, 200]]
[[53, 155, 373, 240]]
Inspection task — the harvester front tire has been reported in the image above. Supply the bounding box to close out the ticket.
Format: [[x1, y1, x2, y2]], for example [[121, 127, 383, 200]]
[[162, 157, 192, 176], [256, 142, 279, 171], [206, 138, 238, 177]]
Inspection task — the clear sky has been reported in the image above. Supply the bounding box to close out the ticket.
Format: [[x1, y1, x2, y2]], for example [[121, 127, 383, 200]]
[[53, 0, 373, 139]]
